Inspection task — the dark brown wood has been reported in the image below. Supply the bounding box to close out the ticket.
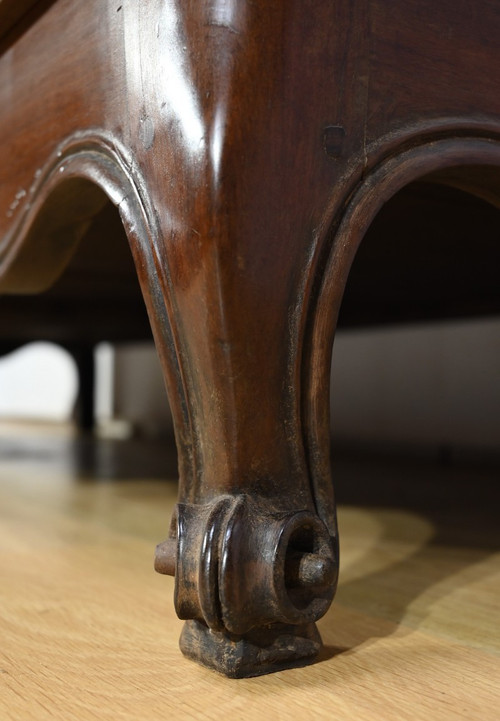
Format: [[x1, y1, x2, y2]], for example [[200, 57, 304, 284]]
[[0, 0, 41, 38], [1, 0, 500, 677]]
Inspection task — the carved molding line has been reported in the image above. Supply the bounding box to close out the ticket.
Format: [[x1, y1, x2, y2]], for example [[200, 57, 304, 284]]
[[0, 130, 156, 286], [303, 133, 500, 536], [0, 128, 195, 487]]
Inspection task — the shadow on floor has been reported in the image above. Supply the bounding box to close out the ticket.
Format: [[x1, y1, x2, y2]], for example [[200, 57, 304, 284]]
[[1, 424, 498, 675], [317, 442, 500, 661]]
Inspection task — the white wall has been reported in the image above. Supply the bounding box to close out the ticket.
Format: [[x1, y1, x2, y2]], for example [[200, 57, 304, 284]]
[[0, 342, 113, 427], [113, 317, 500, 450], [1, 319, 498, 451], [112, 343, 174, 437], [331, 318, 500, 449], [0, 342, 77, 421]]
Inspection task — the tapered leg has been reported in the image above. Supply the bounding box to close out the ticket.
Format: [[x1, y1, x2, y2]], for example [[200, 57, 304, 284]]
[[3, 0, 500, 680], [0, 0, 354, 678], [121, 0, 346, 678]]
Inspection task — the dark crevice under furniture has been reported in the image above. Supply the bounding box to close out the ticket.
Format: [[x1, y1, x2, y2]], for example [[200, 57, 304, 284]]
[[1, 0, 500, 677]]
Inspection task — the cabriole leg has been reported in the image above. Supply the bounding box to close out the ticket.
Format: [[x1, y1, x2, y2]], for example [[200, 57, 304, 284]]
[[118, 0, 345, 677]]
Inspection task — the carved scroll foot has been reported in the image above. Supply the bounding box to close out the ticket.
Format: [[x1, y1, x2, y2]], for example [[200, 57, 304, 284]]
[[155, 495, 337, 676], [179, 620, 321, 678]]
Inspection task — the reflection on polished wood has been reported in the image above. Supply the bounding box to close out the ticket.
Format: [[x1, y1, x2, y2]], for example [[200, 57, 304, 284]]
[[0, 423, 498, 719], [2, 0, 500, 674]]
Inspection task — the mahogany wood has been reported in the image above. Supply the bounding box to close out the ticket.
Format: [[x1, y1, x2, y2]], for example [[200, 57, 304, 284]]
[[1, 0, 500, 676]]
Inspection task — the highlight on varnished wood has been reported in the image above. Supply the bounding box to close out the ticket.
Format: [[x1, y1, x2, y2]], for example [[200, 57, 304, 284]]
[[2, 0, 500, 676]]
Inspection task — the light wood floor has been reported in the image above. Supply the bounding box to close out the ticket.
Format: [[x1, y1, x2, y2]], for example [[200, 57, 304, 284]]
[[0, 422, 498, 720]]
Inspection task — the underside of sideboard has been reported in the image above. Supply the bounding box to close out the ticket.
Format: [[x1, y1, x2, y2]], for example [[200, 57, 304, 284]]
[[1, 0, 500, 676]]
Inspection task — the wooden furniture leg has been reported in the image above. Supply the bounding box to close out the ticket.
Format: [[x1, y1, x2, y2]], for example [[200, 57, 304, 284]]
[[2, 0, 500, 678], [0, 0, 342, 677], [70, 345, 96, 433]]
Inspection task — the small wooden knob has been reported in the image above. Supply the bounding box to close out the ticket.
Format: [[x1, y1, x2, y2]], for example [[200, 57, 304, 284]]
[[285, 551, 336, 588], [154, 538, 177, 576]]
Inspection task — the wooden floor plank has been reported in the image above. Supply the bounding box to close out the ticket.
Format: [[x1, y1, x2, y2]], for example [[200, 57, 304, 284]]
[[0, 423, 498, 720]]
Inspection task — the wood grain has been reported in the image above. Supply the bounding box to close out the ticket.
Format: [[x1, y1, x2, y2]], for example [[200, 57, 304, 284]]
[[2, 0, 500, 674], [0, 424, 498, 719]]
